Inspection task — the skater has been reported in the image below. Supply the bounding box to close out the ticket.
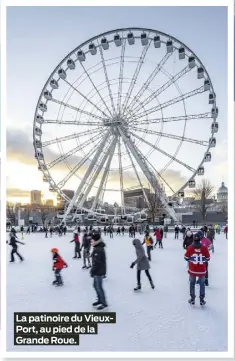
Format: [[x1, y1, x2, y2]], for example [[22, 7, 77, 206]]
[[70, 230, 81, 258], [49, 226, 53, 238], [163, 224, 168, 238], [207, 226, 215, 253], [63, 225, 67, 236], [109, 226, 113, 238], [121, 226, 125, 235], [130, 239, 154, 291], [142, 231, 154, 261], [80, 231, 91, 269], [181, 225, 186, 239], [45, 226, 48, 238], [104, 226, 107, 236], [224, 224, 228, 239], [184, 233, 210, 305], [116, 226, 121, 236], [90, 232, 107, 310], [199, 231, 212, 286], [159, 227, 164, 248], [77, 226, 81, 234], [8, 232, 24, 262], [26, 226, 30, 235], [154, 228, 162, 248], [51, 248, 68, 286], [174, 225, 179, 239], [183, 230, 194, 249]]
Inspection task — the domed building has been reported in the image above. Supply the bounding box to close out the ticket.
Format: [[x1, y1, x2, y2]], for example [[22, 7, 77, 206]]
[[217, 182, 228, 202]]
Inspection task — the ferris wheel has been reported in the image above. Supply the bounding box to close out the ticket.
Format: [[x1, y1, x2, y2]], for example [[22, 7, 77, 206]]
[[33, 27, 218, 223]]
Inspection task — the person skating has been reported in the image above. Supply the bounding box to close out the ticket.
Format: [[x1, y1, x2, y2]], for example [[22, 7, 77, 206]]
[[184, 233, 210, 305], [183, 230, 194, 249], [142, 231, 154, 261], [199, 231, 212, 286], [130, 239, 154, 291], [207, 226, 215, 253], [8, 232, 25, 262], [104, 226, 107, 236], [26, 226, 30, 235], [90, 232, 107, 310], [224, 224, 228, 239], [70, 230, 81, 258], [174, 225, 179, 239], [121, 226, 125, 235], [81, 231, 91, 269], [49, 226, 53, 237], [154, 228, 162, 248], [116, 226, 121, 236], [109, 226, 113, 238], [63, 225, 67, 236], [51, 248, 68, 286], [163, 224, 168, 238]]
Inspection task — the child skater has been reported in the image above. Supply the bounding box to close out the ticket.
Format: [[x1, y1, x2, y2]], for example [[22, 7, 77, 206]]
[[51, 248, 68, 286]]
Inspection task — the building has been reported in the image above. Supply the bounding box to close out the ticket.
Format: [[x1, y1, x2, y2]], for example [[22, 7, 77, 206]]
[[30, 190, 42, 205], [45, 199, 54, 206], [58, 189, 75, 208], [217, 182, 228, 202], [124, 188, 150, 209]]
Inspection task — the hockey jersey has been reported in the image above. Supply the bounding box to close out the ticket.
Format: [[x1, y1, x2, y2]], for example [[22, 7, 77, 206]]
[[184, 244, 210, 277]]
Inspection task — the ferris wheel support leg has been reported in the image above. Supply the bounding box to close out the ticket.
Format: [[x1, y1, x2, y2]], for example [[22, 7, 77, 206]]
[[117, 138, 126, 216], [61, 130, 111, 224], [118, 127, 180, 224], [90, 139, 117, 212], [73, 137, 117, 218]]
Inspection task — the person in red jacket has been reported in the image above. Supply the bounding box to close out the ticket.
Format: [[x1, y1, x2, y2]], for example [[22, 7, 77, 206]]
[[224, 224, 228, 239], [70, 230, 81, 259], [51, 248, 68, 286], [154, 228, 162, 248], [184, 233, 210, 306]]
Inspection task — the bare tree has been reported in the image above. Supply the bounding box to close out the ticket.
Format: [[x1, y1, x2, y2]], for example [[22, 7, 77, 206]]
[[6, 202, 17, 226], [147, 189, 165, 223], [191, 179, 214, 222]]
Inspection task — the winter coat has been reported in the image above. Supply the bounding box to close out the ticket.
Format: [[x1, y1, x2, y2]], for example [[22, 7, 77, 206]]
[[9, 235, 23, 248], [154, 229, 161, 240], [53, 253, 67, 270], [82, 234, 91, 250], [72, 233, 80, 243], [133, 239, 150, 271], [91, 240, 106, 277], [183, 235, 193, 249], [200, 237, 212, 250], [184, 241, 210, 277]]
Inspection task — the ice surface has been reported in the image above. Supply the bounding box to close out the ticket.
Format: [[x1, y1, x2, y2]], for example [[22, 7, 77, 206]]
[[6, 231, 228, 352]]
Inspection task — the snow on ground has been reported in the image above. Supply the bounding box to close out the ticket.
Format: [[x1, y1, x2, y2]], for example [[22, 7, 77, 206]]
[[6, 231, 228, 352]]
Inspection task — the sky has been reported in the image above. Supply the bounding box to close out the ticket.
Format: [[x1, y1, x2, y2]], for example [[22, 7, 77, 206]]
[[6, 6, 228, 204]]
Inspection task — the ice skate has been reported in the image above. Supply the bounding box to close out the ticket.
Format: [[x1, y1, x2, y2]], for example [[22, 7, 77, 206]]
[[205, 279, 209, 286], [92, 301, 101, 306], [134, 284, 141, 291], [188, 296, 195, 305], [150, 280, 155, 289], [97, 303, 108, 310], [200, 297, 206, 306]]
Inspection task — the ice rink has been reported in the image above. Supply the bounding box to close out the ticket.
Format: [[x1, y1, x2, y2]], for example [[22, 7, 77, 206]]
[[6, 230, 228, 352]]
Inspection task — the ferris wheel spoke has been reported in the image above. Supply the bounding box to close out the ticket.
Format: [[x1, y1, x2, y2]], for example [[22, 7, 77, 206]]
[[117, 37, 126, 114], [128, 85, 205, 121], [42, 127, 102, 147], [50, 98, 105, 122], [46, 131, 103, 169], [130, 112, 212, 126], [42, 119, 102, 126], [118, 126, 180, 223], [117, 138, 125, 214], [99, 45, 116, 114], [132, 64, 192, 114], [58, 140, 101, 188], [63, 78, 109, 119], [124, 51, 174, 114], [124, 143, 151, 209], [76, 137, 117, 211], [121, 40, 152, 115], [91, 139, 117, 211], [79, 62, 113, 117], [130, 126, 209, 146], [62, 130, 111, 222], [130, 131, 196, 173]]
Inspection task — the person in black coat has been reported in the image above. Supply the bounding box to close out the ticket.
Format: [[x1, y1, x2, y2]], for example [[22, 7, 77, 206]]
[[81, 231, 91, 269], [90, 232, 107, 310], [8, 233, 24, 262], [183, 230, 194, 249]]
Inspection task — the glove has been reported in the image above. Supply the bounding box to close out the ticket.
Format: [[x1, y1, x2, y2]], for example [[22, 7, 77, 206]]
[[130, 262, 135, 269]]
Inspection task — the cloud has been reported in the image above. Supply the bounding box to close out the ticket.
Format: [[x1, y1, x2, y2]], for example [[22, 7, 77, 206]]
[[7, 188, 30, 198]]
